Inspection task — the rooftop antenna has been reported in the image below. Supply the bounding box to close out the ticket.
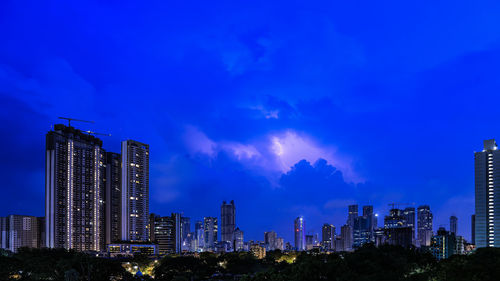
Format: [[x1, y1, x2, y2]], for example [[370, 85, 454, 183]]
[[58, 117, 94, 127]]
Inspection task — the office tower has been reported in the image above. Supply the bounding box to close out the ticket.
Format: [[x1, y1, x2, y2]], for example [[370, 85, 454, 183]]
[[417, 205, 433, 247], [348, 205, 358, 227], [363, 205, 373, 217], [340, 224, 352, 251], [1, 217, 8, 249], [475, 139, 500, 248], [105, 152, 121, 244], [151, 213, 182, 255], [321, 224, 335, 250], [8, 215, 40, 253], [221, 200, 235, 244], [403, 207, 416, 244], [45, 124, 106, 251], [384, 208, 405, 228], [181, 217, 191, 241], [450, 216, 458, 235], [234, 228, 244, 251], [430, 227, 457, 260], [264, 231, 278, 250], [121, 140, 149, 242], [385, 227, 413, 248], [353, 216, 371, 248], [362, 205, 377, 231], [37, 217, 45, 248], [276, 237, 284, 251], [471, 214, 476, 244], [203, 217, 218, 251], [305, 234, 314, 250], [194, 221, 204, 251], [294, 217, 306, 251]]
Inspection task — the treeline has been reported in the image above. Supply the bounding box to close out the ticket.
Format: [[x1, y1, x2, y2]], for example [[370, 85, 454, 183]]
[[1, 245, 500, 280]]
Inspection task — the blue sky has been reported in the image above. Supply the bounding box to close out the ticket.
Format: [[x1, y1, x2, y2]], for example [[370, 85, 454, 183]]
[[2, 0, 500, 242]]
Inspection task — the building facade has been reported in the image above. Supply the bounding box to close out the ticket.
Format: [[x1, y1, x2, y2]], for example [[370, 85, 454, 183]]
[[321, 224, 335, 250], [450, 216, 458, 235], [45, 124, 106, 251], [264, 231, 278, 251], [234, 227, 244, 251], [417, 205, 433, 247], [294, 217, 306, 251], [203, 217, 218, 251], [121, 140, 149, 242], [105, 152, 121, 244], [220, 200, 235, 244], [474, 139, 500, 248]]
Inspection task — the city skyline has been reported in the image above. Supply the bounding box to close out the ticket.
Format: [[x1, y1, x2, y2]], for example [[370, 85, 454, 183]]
[[3, 1, 500, 244]]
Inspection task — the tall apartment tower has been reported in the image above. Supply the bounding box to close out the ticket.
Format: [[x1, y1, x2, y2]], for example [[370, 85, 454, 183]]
[[121, 140, 149, 242], [348, 205, 358, 227], [294, 217, 306, 251], [203, 217, 218, 251], [264, 231, 278, 250], [45, 124, 106, 251], [417, 205, 433, 247], [475, 139, 500, 248], [321, 224, 335, 250], [221, 200, 235, 244], [471, 214, 476, 244], [450, 216, 458, 235], [105, 152, 122, 244], [340, 224, 353, 251]]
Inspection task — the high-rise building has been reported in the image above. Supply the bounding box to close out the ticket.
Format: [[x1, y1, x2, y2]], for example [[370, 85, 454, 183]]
[[150, 213, 182, 255], [417, 205, 433, 247], [221, 200, 235, 244], [45, 124, 106, 251], [321, 224, 335, 250], [294, 217, 306, 251], [121, 140, 149, 242], [1, 217, 8, 249], [450, 216, 458, 235], [7, 215, 41, 253], [384, 208, 405, 229], [353, 216, 371, 248], [340, 224, 352, 251], [431, 227, 456, 260], [194, 221, 204, 251], [348, 205, 358, 227], [203, 217, 218, 251], [264, 231, 278, 250], [471, 214, 476, 245], [181, 217, 191, 242], [234, 227, 244, 251], [105, 152, 122, 244], [403, 207, 416, 245], [474, 139, 500, 248], [276, 237, 284, 251]]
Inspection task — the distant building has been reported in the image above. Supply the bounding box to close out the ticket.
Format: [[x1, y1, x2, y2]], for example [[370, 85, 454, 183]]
[[2, 215, 41, 253], [471, 214, 475, 245], [264, 231, 278, 250], [475, 139, 500, 248], [250, 244, 266, 259], [150, 213, 182, 255], [204, 217, 218, 251], [107, 242, 158, 257], [348, 205, 358, 228], [417, 205, 433, 247], [234, 227, 244, 251], [194, 221, 204, 251], [450, 216, 458, 235], [221, 200, 235, 244], [105, 152, 122, 244], [431, 227, 456, 260], [121, 140, 149, 242], [294, 217, 306, 251], [0, 217, 8, 249], [305, 234, 314, 250], [321, 224, 335, 250], [384, 208, 405, 229], [403, 207, 416, 245], [385, 227, 413, 248], [353, 216, 371, 248], [340, 224, 352, 251], [276, 237, 284, 251], [45, 124, 106, 251]]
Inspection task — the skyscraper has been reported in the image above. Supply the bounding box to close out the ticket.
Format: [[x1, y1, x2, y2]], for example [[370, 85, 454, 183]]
[[105, 152, 122, 244], [340, 224, 352, 251], [234, 228, 244, 251], [348, 205, 358, 228], [194, 221, 204, 251], [475, 139, 500, 248], [121, 140, 149, 242], [45, 124, 106, 251], [203, 217, 218, 251], [417, 205, 433, 247], [450, 216, 458, 235], [403, 207, 416, 245], [321, 224, 335, 250], [264, 231, 278, 250], [294, 217, 306, 251], [221, 200, 235, 244]]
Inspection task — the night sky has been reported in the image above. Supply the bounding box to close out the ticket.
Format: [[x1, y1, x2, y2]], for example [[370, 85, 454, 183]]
[[2, 0, 500, 243]]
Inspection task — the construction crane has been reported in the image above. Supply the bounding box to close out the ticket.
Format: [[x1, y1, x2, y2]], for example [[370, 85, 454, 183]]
[[84, 130, 111, 137], [58, 117, 95, 127]]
